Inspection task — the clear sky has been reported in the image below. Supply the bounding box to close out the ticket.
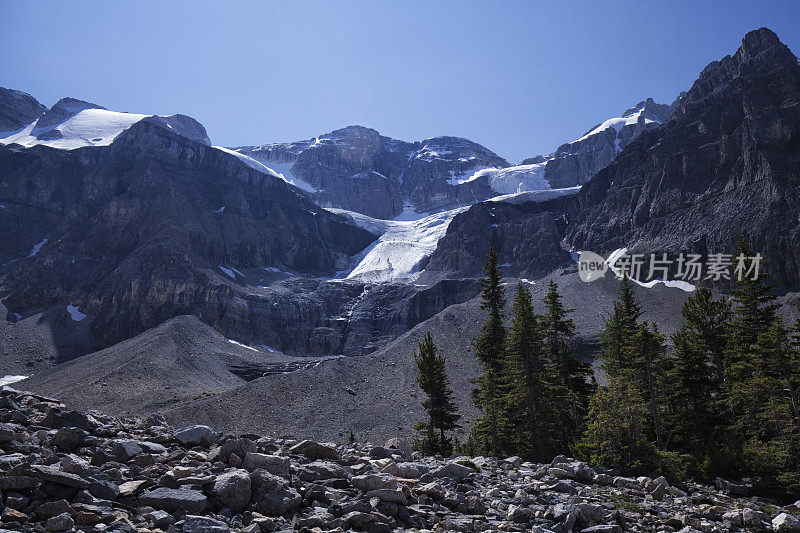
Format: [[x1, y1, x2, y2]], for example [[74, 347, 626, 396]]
[[2, 0, 799, 162]]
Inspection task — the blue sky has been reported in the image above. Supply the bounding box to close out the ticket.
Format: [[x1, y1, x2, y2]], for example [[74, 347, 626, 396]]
[[2, 0, 799, 162]]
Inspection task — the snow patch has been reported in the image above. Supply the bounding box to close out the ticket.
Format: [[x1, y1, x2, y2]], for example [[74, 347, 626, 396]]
[[329, 207, 468, 283], [28, 237, 48, 257], [219, 266, 237, 279], [228, 339, 261, 352], [66, 304, 86, 322], [448, 161, 552, 195], [488, 186, 582, 204], [606, 248, 696, 292], [576, 108, 656, 143], [0, 375, 28, 387], [1, 109, 147, 150]]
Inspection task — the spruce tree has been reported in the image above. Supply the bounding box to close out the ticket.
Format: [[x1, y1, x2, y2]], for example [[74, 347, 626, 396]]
[[669, 287, 731, 455], [601, 275, 643, 376], [540, 279, 593, 444], [628, 323, 668, 450], [471, 243, 508, 456], [414, 332, 461, 456], [506, 283, 561, 460]]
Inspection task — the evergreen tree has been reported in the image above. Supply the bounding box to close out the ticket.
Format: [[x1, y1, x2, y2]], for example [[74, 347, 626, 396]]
[[470, 243, 509, 456], [540, 279, 593, 444], [600, 275, 643, 376], [668, 287, 731, 456], [505, 283, 562, 460], [725, 237, 779, 380], [414, 332, 461, 456], [628, 323, 668, 450]]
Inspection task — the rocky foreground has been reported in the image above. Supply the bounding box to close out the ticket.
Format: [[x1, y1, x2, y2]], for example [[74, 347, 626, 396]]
[[0, 389, 799, 533]]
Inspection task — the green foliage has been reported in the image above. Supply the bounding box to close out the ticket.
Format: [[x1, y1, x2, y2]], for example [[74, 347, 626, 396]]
[[414, 332, 460, 457], [470, 243, 510, 456], [600, 275, 643, 375], [577, 377, 660, 476]]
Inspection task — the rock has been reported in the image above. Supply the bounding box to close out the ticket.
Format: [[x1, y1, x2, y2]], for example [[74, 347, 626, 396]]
[[384, 437, 412, 457], [250, 469, 302, 516], [41, 408, 96, 430], [59, 454, 90, 475], [142, 509, 173, 528], [0, 475, 39, 491], [383, 461, 427, 478], [44, 512, 74, 532], [220, 437, 257, 464], [715, 477, 751, 496], [175, 425, 217, 446], [139, 487, 207, 513], [89, 480, 120, 500], [30, 464, 90, 489], [183, 515, 231, 533], [51, 427, 87, 450], [242, 453, 291, 476], [742, 508, 763, 528], [774, 513, 800, 532], [366, 489, 407, 505], [112, 439, 143, 461], [289, 440, 340, 461], [582, 526, 622, 533], [352, 474, 398, 491], [431, 462, 472, 481], [212, 469, 251, 512]]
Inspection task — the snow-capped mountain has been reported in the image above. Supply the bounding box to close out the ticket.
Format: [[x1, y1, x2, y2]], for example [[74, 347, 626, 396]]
[[0, 96, 212, 150], [235, 126, 510, 219], [520, 98, 671, 188], [234, 100, 670, 220]]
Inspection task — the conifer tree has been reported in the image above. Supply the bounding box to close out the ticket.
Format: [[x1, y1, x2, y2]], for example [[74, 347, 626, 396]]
[[506, 283, 561, 460], [414, 332, 460, 456], [540, 279, 593, 443], [668, 287, 731, 455], [601, 275, 643, 375], [628, 323, 668, 450], [470, 243, 508, 456]]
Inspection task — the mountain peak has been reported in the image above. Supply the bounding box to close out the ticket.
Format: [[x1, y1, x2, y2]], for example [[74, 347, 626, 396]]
[[739, 27, 782, 56]]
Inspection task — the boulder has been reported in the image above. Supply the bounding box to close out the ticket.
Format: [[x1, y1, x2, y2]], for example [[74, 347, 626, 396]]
[[139, 487, 207, 513], [431, 462, 472, 481], [774, 513, 800, 532], [242, 453, 291, 476], [212, 469, 251, 512], [289, 440, 340, 461], [174, 426, 217, 446], [182, 515, 230, 533]]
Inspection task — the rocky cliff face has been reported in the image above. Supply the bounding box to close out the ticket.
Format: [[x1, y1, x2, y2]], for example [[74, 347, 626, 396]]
[[0, 118, 376, 345], [567, 28, 800, 289], [235, 126, 509, 218], [521, 98, 671, 189], [421, 198, 574, 281], [0, 87, 46, 133]]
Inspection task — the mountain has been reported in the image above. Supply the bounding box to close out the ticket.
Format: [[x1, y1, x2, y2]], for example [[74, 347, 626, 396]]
[[0, 97, 378, 349], [567, 27, 800, 288], [520, 98, 672, 188], [235, 126, 510, 218], [0, 87, 46, 133]]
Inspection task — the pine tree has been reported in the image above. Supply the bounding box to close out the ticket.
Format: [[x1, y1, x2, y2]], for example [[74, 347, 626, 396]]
[[505, 283, 561, 460], [414, 332, 461, 456], [470, 243, 508, 456], [600, 275, 643, 376], [540, 279, 593, 444]]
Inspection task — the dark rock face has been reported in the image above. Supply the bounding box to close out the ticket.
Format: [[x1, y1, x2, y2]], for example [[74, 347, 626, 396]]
[[236, 126, 509, 217], [0, 87, 46, 133], [0, 119, 375, 345], [422, 199, 573, 280], [567, 28, 800, 289], [521, 98, 671, 189]]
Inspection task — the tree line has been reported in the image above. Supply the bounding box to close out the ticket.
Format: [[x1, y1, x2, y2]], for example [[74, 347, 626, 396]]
[[413, 239, 800, 500]]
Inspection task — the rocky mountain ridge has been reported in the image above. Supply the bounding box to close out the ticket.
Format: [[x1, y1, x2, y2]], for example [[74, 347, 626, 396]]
[[0, 386, 798, 532], [566, 27, 800, 288]]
